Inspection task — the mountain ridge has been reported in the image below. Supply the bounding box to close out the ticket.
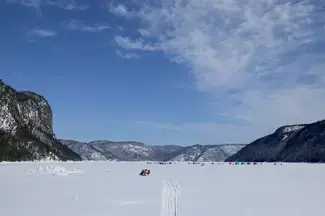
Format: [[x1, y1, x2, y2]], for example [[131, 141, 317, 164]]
[[3, 80, 325, 163], [225, 120, 325, 163], [59, 139, 246, 162]]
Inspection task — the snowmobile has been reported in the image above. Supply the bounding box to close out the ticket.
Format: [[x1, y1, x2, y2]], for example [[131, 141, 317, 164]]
[[139, 169, 151, 176]]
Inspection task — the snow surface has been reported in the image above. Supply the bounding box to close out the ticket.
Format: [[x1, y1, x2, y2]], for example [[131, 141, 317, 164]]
[[0, 104, 16, 133], [282, 125, 305, 133], [218, 144, 245, 155], [1, 161, 324, 216]]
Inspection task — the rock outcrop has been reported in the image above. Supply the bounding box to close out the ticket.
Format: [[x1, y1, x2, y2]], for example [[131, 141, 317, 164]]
[[0, 80, 81, 161]]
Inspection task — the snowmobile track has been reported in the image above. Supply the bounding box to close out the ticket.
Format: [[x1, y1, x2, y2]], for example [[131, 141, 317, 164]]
[[160, 178, 180, 216]]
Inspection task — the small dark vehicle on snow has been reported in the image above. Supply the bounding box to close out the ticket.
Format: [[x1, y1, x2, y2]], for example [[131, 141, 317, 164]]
[[139, 169, 151, 176]]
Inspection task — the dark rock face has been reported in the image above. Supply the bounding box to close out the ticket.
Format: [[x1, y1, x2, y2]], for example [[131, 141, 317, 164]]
[[0, 80, 81, 161], [226, 120, 325, 163]]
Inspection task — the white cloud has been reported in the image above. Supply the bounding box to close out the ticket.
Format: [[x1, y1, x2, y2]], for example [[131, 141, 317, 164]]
[[27, 28, 57, 37], [108, 4, 135, 18], [66, 20, 110, 32], [116, 50, 140, 59], [6, 0, 42, 10], [111, 0, 325, 141], [117, 26, 124, 31], [109, 4, 127, 15], [114, 35, 159, 51], [47, 0, 88, 11], [7, 0, 88, 11], [138, 29, 151, 37]]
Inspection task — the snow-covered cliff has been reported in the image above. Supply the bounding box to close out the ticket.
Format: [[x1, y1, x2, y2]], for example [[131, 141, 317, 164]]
[[0, 80, 81, 161]]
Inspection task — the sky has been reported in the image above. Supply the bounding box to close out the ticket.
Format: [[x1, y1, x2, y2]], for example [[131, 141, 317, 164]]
[[1, 0, 325, 146]]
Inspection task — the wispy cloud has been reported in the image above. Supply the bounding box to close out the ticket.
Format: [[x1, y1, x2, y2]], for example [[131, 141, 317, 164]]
[[116, 50, 140, 59], [108, 4, 134, 18], [27, 28, 57, 37], [114, 35, 159, 51], [47, 0, 88, 11], [66, 20, 110, 32], [111, 0, 325, 139], [138, 29, 151, 37], [7, 0, 88, 11], [6, 0, 42, 9]]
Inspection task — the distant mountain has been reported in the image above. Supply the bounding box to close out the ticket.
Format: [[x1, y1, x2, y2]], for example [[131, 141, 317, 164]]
[[0, 80, 81, 162], [59, 139, 180, 161], [88, 140, 158, 161], [58, 140, 109, 161], [60, 139, 245, 162], [150, 145, 183, 154], [226, 120, 325, 163], [163, 144, 246, 162]]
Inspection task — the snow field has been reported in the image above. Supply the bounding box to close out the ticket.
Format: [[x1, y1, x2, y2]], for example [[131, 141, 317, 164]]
[[0, 162, 325, 216], [160, 178, 180, 216], [25, 164, 84, 176]]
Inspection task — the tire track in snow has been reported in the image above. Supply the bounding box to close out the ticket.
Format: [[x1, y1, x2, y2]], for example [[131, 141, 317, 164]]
[[160, 179, 180, 216]]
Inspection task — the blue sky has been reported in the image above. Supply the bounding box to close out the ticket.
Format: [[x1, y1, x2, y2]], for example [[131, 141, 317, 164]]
[[1, 0, 325, 145]]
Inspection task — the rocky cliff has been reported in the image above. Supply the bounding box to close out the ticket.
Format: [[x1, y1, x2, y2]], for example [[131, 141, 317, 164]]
[[225, 120, 325, 163], [0, 80, 81, 161]]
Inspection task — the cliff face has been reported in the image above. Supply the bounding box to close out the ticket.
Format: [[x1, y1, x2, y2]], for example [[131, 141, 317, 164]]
[[0, 80, 81, 161], [226, 120, 325, 163]]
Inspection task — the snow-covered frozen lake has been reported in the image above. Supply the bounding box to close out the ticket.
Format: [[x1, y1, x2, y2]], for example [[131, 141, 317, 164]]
[[1, 161, 324, 216]]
